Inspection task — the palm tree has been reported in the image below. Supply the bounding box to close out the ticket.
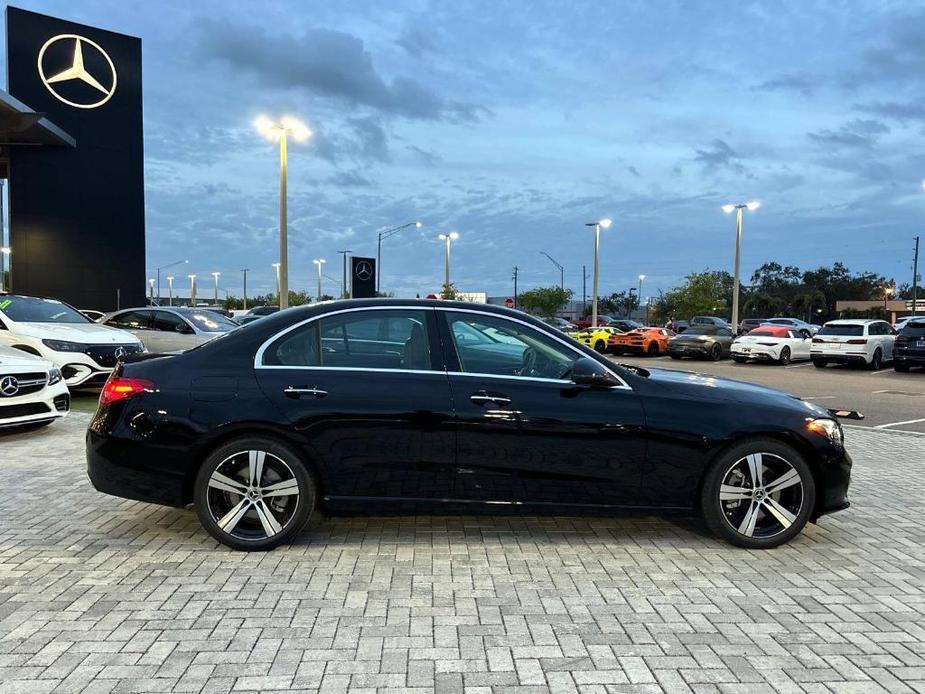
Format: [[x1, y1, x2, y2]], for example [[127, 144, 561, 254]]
[[743, 292, 780, 317], [792, 289, 827, 322]]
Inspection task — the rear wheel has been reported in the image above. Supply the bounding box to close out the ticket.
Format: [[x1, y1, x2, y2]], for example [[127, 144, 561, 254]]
[[812, 359, 827, 369], [710, 343, 722, 361], [778, 347, 791, 366], [593, 340, 606, 353], [700, 439, 815, 549], [669, 353, 681, 359], [194, 436, 316, 551], [732, 356, 747, 363], [868, 348, 882, 371], [895, 362, 910, 372], [647, 342, 659, 356]]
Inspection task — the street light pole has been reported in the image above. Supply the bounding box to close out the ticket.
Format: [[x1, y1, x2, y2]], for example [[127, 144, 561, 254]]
[[377, 221, 422, 293], [255, 116, 311, 311], [722, 201, 760, 331], [241, 269, 249, 310], [584, 218, 612, 328], [313, 259, 326, 301], [189, 274, 197, 306], [0, 247, 10, 294], [156, 259, 188, 305], [166, 276, 174, 306], [638, 274, 645, 316], [540, 251, 564, 290], [212, 271, 221, 305], [272, 263, 281, 304], [337, 250, 351, 299], [438, 232, 459, 292]]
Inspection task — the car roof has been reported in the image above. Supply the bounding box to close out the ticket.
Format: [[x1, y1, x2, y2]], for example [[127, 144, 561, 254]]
[[825, 318, 881, 324], [748, 325, 791, 336]]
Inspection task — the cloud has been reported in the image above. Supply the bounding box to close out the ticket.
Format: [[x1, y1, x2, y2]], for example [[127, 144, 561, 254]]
[[755, 74, 818, 96], [694, 139, 745, 174], [193, 18, 480, 122], [855, 101, 925, 124], [327, 170, 375, 188], [807, 119, 890, 149], [312, 117, 391, 164], [396, 21, 439, 58]]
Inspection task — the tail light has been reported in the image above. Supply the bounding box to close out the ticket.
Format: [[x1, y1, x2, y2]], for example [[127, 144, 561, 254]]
[[895, 334, 909, 342], [846, 338, 868, 345], [100, 376, 156, 406], [812, 337, 824, 343], [757, 342, 777, 346]]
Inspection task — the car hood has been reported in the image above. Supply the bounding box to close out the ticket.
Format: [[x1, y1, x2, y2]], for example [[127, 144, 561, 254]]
[[671, 333, 716, 343], [10, 321, 141, 344], [0, 344, 53, 370], [643, 366, 830, 416]]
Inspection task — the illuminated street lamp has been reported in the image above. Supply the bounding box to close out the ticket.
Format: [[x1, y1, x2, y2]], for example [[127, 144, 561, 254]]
[[272, 262, 281, 304], [438, 232, 459, 291], [722, 201, 760, 330], [312, 259, 326, 301], [255, 115, 312, 310], [583, 218, 612, 328], [156, 259, 188, 304], [377, 221, 423, 293], [148, 278, 155, 304], [188, 274, 197, 305], [211, 271, 221, 305], [638, 274, 646, 314], [0, 246, 10, 293], [166, 276, 174, 306]]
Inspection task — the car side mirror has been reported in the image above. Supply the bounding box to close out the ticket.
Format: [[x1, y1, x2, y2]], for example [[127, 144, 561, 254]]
[[570, 357, 620, 388]]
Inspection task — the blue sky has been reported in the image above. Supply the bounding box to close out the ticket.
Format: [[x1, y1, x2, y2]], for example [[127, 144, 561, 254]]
[[6, 0, 925, 300]]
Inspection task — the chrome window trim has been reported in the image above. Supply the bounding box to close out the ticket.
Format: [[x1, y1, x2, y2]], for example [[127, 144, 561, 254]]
[[253, 304, 632, 391]]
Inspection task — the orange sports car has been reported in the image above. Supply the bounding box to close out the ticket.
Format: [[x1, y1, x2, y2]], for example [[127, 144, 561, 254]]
[[608, 327, 675, 356]]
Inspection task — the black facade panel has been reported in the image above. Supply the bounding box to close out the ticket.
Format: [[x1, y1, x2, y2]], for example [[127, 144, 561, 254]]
[[351, 257, 376, 299], [5, 6, 145, 311]]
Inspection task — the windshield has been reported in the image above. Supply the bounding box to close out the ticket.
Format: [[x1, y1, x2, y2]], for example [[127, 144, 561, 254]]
[[0, 296, 90, 324], [183, 311, 238, 333], [901, 321, 925, 335], [767, 318, 797, 325], [819, 324, 863, 336]]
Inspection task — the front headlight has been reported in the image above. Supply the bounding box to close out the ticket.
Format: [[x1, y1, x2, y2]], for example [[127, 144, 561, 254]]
[[807, 418, 843, 445], [47, 367, 63, 386], [41, 339, 87, 352]]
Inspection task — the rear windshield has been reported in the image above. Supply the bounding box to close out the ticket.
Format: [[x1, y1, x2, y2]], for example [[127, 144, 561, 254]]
[[683, 326, 717, 335], [182, 311, 238, 333], [901, 321, 925, 335], [0, 295, 90, 324], [749, 330, 778, 337], [819, 324, 863, 336]]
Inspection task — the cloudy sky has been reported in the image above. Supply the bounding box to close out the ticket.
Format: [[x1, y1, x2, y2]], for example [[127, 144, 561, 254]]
[[6, 0, 925, 300]]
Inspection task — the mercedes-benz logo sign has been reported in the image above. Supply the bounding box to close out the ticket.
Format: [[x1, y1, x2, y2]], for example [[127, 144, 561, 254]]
[[355, 261, 373, 281], [37, 34, 117, 109], [0, 376, 20, 398], [114, 346, 127, 360]]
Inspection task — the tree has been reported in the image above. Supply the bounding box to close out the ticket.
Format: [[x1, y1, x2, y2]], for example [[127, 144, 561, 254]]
[[599, 290, 637, 318], [651, 271, 730, 323], [742, 291, 782, 317], [792, 289, 827, 323], [517, 286, 573, 316], [440, 283, 458, 300]]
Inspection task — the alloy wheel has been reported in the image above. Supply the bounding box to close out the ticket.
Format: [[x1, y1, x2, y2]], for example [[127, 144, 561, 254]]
[[205, 450, 300, 541], [778, 347, 791, 365], [717, 452, 804, 540]]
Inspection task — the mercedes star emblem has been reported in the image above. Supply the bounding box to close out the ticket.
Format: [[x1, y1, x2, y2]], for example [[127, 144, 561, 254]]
[[38, 34, 118, 109], [355, 261, 373, 281], [0, 376, 20, 398], [114, 346, 127, 360]]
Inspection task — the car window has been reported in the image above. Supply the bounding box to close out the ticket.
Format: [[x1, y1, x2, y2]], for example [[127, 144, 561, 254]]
[[264, 310, 431, 370], [184, 311, 238, 333], [818, 324, 863, 336], [0, 295, 90, 324], [901, 320, 925, 336], [684, 326, 717, 335], [154, 311, 190, 333], [717, 328, 732, 337], [107, 310, 153, 330], [445, 311, 575, 380]]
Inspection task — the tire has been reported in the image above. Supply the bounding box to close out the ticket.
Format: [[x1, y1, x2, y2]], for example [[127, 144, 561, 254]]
[[593, 340, 606, 353], [669, 353, 681, 360], [732, 356, 746, 363], [812, 359, 827, 369], [700, 438, 816, 549], [709, 343, 722, 361], [895, 362, 910, 373], [646, 342, 659, 356], [868, 348, 882, 371], [778, 347, 791, 366], [194, 436, 316, 551]]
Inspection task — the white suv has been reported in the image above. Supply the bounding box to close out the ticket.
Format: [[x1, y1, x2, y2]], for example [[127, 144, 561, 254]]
[[0, 294, 144, 388], [0, 344, 69, 429], [811, 319, 896, 370]]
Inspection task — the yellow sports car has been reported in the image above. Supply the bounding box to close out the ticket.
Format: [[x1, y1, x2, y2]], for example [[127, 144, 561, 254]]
[[567, 326, 621, 353]]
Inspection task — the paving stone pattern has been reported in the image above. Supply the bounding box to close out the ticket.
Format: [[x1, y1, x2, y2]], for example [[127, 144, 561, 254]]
[[1, 414, 923, 693]]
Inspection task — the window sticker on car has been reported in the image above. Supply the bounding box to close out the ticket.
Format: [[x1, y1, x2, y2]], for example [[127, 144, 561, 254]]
[[0, 299, 10, 310]]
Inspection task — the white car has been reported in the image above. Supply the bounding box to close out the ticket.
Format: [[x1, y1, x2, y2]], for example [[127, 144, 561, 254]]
[[0, 343, 69, 430], [0, 294, 144, 388], [731, 325, 812, 365], [811, 318, 896, 370], [762, 317, 819, 336], [101, 307, 239, 353]]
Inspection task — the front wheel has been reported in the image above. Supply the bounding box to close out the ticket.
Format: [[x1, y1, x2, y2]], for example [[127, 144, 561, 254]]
[[778, 347, 791, 366], [895, 362, 910, 373], [194, 436, 316, 551], [669, 353, 681, 360], [700, 439, 815, 549], [868, 348, 882, 371], [647, 342, 660, 356], [593, 340, 606, 353], [709, 343, 722, 361], [812, 359, 827, 369]]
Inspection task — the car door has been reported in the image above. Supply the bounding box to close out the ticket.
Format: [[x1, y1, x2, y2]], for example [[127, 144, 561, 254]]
[[788, 329, 811, 360], [254, 307, 457, 502], [716, 327, 734, 355], [104, 310, 154, 347], [439, 309, 647, 508], [152, 311, 203, 352], [872, 321, 895, 360]]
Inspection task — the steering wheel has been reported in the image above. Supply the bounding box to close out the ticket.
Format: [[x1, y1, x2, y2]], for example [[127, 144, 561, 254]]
[[517, 347, 537, 377]]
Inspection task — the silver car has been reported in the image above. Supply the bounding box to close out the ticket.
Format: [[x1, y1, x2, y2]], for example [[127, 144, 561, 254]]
[[101, 307, 238, 352]]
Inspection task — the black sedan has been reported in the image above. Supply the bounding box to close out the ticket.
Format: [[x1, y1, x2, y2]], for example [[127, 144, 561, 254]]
[[87, 299, 851, 551], [667, 325, 735, 360], [894, 317, 925, 371]]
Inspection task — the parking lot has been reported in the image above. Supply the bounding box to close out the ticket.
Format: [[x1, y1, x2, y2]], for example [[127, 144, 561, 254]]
[[2, 400, 924, 693]]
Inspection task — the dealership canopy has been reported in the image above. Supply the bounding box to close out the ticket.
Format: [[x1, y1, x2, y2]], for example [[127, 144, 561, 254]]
[[0, 88, 75, 148]]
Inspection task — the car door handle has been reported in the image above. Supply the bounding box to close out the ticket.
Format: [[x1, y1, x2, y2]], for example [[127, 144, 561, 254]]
[[470, 391, 511, 406], [284, 386, 328, 399]]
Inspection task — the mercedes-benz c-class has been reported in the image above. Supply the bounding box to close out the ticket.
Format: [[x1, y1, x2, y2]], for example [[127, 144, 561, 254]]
[[87, 300, 851, 551]]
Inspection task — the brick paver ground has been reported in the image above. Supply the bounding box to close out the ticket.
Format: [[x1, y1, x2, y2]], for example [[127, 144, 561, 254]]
[[1, 413, 923, 693]]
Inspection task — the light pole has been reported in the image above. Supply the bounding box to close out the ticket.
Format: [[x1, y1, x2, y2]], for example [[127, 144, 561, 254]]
[[337, 250, 351, 298], [272, 262, 281, 304], [722, 201, 760, 331], [313, 259, 326, 301], [584, 218, 612, 328], [166, 276, 174, 306], [156, 259, 188, 305], [540, 251, 564, 290], [438, 232, 459, 293], [0, 246, 10, 293], [377, 221, 422, 293], [211, 271, 221, 305], [188, 274, 197, 305], [638, 274, 645, 316], [241, 269, 249, 310], [255, 115, 311, 310], [148, 278, 155, 304]]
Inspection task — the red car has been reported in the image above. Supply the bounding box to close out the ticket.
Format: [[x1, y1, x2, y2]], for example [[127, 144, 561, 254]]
[[572, 315, 614, 329]]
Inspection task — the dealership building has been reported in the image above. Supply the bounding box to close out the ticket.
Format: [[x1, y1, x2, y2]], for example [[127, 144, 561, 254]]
[[1, 6, 144, 310]]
